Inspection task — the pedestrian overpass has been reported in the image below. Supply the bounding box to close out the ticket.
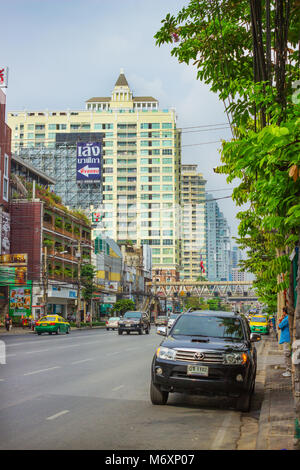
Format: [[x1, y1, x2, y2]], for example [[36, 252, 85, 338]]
[[146, 280, 257, 302]]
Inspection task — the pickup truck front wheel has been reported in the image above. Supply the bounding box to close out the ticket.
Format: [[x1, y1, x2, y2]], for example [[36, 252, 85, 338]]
[[150, 381, 168, 405]]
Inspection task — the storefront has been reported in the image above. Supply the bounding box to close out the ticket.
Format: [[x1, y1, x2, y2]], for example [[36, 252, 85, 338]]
[[47, 285, 77, 318]]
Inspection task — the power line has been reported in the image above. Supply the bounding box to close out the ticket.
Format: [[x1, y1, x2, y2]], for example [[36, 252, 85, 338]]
[[205, 195, 233, 201]]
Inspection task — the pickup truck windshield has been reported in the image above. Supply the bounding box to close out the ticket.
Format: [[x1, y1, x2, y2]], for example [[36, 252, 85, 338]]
[[172, 315, 244, 340], [124, 311, 142, 319]]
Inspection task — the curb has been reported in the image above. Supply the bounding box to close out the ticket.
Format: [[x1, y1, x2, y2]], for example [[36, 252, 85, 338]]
[[256, 336, 295, 450]]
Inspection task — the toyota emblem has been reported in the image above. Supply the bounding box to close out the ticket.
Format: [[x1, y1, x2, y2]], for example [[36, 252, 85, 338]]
[[194, 352, 205, 360]]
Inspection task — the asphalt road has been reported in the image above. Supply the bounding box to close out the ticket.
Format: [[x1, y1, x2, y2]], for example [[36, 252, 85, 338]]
[[0, 328, 265, 450]]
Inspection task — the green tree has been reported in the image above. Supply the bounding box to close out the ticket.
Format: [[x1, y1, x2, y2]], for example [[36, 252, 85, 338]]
[[185, 296, 209, 310], [112, 299, 135, 316], [81, 264, 97, 324], [155, 0, 300, 437]]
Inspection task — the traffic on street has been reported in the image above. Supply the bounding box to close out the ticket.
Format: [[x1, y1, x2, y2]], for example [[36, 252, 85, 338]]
[[0, 320, 266, 450]]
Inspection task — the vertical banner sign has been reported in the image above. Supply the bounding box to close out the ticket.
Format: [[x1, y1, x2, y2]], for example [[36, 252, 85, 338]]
[[9, 285, 32, 317], [0, 67, 9, 88], [76, 142, 102, 181]]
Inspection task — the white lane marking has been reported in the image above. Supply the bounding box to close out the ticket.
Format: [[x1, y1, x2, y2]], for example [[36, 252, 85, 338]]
[[0, 379, 5, 382], [210, 412, 235, 450], [6, 354, 17, 358], [106, 351, 120, 356], [112, 385, 124, 392], [5, 336, 108, 348], [26, 349, 50, 354], [46, 410, 70, 421], [23, 366, 60, 376], [71, 358, 93, 365]]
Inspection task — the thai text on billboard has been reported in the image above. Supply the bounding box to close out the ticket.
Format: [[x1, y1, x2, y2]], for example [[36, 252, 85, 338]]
[[76, 142, 102, 181]]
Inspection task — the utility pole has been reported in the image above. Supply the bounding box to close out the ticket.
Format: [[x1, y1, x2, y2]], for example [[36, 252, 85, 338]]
[[43, 246, 48, 316], [76, 241, 81, 328]]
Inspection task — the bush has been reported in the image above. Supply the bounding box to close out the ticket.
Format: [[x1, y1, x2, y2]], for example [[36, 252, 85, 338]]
[[69, 321, 105, 328]]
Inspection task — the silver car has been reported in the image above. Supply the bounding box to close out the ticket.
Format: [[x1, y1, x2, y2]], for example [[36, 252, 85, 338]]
[[167, 313, 180, 328], [106, 316, 120, 331]]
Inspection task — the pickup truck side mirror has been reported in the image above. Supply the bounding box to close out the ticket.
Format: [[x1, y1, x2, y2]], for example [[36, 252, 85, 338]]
[[250, 333, 261, 342]]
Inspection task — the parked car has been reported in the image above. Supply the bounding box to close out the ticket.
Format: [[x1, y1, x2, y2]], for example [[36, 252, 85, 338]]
[[106, 316, 120, 331], [155, 316, 168, 327], [35, 315, 70, 335], [249, 315, 269, 335], [150, 310, 260, 412], [118, 311, 150, 335], [167, 313, 180, 329]]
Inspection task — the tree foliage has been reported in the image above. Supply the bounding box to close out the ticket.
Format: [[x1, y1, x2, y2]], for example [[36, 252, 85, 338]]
[[112, 299, 136, 316], [81, 264, 97, 302], [155, 0, 300, 310]]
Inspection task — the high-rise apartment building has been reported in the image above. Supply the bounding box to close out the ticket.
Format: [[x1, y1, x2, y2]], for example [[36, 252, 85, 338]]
[[206, 194, 231, 281], [180, 164, 206, 281], [7, 70, 182, 279], [230, 246, 243, 281]]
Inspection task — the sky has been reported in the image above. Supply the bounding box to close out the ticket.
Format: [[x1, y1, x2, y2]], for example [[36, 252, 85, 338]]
[[2, 0, 242, 241]]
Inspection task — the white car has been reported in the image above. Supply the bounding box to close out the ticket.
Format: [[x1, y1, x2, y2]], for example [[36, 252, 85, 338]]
[[106, 317, 120, 330], [168, 313, 180, 329]]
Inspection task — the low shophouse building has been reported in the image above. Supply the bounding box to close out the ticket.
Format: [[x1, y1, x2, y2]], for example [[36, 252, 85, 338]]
[[10, 184, 92, 320]]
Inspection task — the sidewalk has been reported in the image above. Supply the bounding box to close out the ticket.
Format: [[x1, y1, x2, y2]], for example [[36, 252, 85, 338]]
[[255, 334, 296, 450], [0, 325, 106, 335]]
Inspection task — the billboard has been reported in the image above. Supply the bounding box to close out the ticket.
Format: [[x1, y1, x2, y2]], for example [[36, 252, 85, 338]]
[[0, 266, 27, 285], [0, 253, 27, 265], [0, 253, 28, 286], [9, 284, 32, 316], [76, 142, 102, 181], [0, 211, 10, 254], [0, 67, 8, 88]]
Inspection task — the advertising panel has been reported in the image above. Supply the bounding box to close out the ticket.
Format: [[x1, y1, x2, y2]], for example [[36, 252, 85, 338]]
[[76, 142, 102, 181], [0, 67, 9, 88], [0, 253, 27, 265], [0, 211, 10, 254], [0, 253, 28, 286], [9, 284, 32, 316], [0, 266, 27, 285], [103, 294, 117, 303]]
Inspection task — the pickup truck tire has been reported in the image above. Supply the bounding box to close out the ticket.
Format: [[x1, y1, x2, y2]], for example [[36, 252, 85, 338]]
[[236, 390, 252, 412], [150, 381, 168, 405]]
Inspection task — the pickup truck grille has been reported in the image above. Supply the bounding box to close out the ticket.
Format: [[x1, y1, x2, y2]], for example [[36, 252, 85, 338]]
[[175, 349, 224, 364]]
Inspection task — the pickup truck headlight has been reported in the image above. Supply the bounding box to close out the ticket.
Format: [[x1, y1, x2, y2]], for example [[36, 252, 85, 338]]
[[156, 347, 176, 361], [223, 352, 248, 365]]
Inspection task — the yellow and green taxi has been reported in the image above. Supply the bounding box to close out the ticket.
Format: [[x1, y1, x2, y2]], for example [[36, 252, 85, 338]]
[[35, 315, 70, 335], [249, 315, 269, 335]]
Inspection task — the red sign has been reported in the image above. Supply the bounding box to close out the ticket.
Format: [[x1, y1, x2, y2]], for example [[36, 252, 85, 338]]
[[0, 67, 8, 87]]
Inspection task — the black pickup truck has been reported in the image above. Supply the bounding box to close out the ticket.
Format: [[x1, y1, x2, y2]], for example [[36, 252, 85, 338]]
[[118, 311, 150, 335]]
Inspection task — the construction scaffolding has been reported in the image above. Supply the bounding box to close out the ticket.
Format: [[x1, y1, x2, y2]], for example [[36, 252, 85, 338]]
[[17, 146, 102, 211]]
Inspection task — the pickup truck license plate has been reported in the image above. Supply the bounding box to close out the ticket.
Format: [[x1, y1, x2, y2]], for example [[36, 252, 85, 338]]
[[187, 365, 209, 377]]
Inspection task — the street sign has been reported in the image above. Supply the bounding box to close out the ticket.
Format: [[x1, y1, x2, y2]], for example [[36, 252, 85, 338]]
[[76, 142, 102, 182]]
